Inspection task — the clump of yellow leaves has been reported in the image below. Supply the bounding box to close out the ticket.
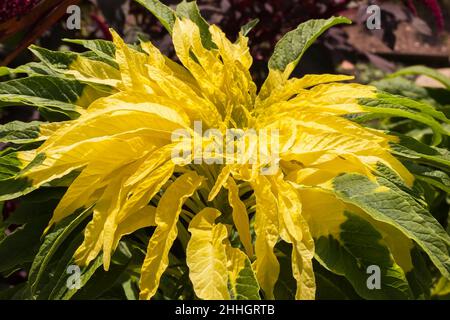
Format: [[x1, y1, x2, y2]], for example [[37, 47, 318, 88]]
[[13, 11, 432, 300]]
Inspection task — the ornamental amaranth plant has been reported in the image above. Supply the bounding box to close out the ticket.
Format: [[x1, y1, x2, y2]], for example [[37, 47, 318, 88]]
[[0, 0, 449, 300]]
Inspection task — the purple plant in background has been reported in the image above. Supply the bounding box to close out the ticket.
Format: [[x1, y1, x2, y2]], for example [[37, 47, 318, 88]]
[[0, 0, 42, 22], [405, 0, 445, 32], [423, 0, 445, 31], [214, 0, 352, 60]]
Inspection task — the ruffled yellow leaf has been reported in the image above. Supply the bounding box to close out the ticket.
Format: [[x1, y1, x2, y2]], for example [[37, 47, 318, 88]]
[[50, 145, 171, 226], [251, 175, 279, 299], [111, 30, 153, 91], [140, 39, 198, 88], [208, 165, 231, 201], [172, 18, 255, 126], [291, 241, 316, 300], [268, 174, 315, 300], [139, 171, 203, 300], [74, 168, 132, 267], [256, 74, 354, 109], [186, 207, 230, 300], [102, 161, 175, 269], [225, 177, 253, 257], [24, 134, 157, 193], [67, 55, 121, 87], [111, 205, 157, 253]]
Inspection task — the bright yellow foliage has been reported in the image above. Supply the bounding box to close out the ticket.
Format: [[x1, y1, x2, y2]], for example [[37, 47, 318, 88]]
[[17, 18, 415, 300]]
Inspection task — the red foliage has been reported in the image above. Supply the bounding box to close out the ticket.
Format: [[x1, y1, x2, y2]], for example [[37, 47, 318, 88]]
[[0, 0, 42, 22], [423, 0, 444, 32], [406, 0, 445, 31]]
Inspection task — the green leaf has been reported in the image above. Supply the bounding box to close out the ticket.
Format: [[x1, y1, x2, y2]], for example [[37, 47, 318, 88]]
[[29, 45, 78, 70], [0, 66, 12, 77], [63, 39, 116, 60], [0, 219, 49, 274], [176, 0, 216, 49], [390, 65, 450, 90], [0, 63, 57, 76], [122, 278, 139, 300], [313, 260, 361, 300], [46, 241, 103, 300], [30, 45, 120, 83], [32, 228, 103, 300], [232, 258, 260, 300], [0, 153, 72, 202], [33, 232, 84, 299], [32, 44, 119, 71], [0, 177, 34, 202], [373, 77, 431, 101], [406, 247, 432, 299], [359, 94, 449, 145], [390, 134, 450, 171], [378, 92, 449, 123], [240, 19, 259, 37], [0, 146, 54, 201], [315, 212, 413, 299], [268, 16, 351, 72], [0, 121, 44, 144], [5, 188, 65, 225], [0, 153, 50, 201], [71, 243, 133, 299], [0, 189, 61, 273], [0, 151, 23, 180], [134, 0, 176, 34], [404, 161, 450, 193], [274, 242, 296, 300], [432, 276, 450, 297], [331, 173, 450, 280], [0, 76, 106, 120], [29, 207, 92, 296], [374, 162, 421, 197], [38, 236, 134, 300], [0, 283, 32, 300]]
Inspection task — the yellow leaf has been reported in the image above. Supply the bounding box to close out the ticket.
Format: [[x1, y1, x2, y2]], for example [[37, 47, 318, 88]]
[[111, 30, 152, 91], [102, 161, 175, 269], [67, 55, 122, 87], [208, 165, 231, 201], [25, 135, 158, 200], [298, 188, 347, 239], [225, 177, 253, 257], [251, 175, 279, 299], [269, 174, 316, 300], [111, 205, 157, 252], [74, 171, 127, 267], [256, 74, 354, 109], [186, 207, 230, 300], [139, 171, 203, 300], [291, 241, 316, 300]]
